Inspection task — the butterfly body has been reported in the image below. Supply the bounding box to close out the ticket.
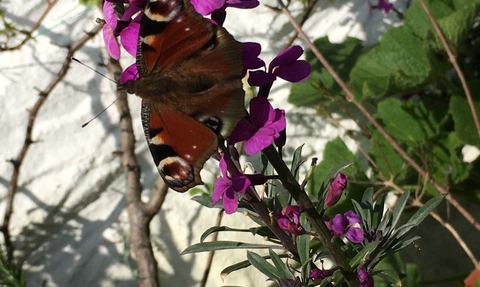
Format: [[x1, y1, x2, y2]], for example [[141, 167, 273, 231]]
[[124, 0, 246, 192]]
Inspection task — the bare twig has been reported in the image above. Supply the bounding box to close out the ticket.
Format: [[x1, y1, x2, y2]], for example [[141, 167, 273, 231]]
[[200, 210, 223, 287], [1, 24, 102, 263], [0, 0, 59, 51], [278, 0, 480, 232], [105, 56, 167, 287], [410, 200, 480, 269], [417, 0, 480, 141]]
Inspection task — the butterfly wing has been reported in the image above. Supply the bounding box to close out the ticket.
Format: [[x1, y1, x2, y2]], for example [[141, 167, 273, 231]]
[[142, 102, 217, 192], [127, 0, 246, 191]]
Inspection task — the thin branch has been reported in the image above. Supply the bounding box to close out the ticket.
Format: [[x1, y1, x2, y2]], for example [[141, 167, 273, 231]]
[[0, 0, 59, 51], [199, 210, 223, 287], [410, 200, 480, 269], [417, 0, 480, 141], [278, 0, 480, 232], [105, 56, 166, 287], [283, 0, 318, 49], [1, 24, 102, 263]]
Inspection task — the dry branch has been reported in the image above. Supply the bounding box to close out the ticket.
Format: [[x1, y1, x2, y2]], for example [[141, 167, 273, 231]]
[[2, 24, 102, 263]]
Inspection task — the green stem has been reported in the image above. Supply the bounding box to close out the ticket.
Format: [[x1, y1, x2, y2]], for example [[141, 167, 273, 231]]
[[263, 145, 359, 287]]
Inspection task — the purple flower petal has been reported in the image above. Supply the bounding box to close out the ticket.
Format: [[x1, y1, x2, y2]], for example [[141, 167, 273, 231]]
[[191, 0, 225, 15], [309, 268, 324, 279], [358, 269, 374, 287], [119, 63, 138, 84], [219, 153, 228, 177], [229, 118, 255, 143], [120, 21, 140, 57], [324, 173, 348, 208], [122, 4, 143, 21], [242, 42, 265, 72], [231, 171, 251, 194], [378, 0, 393, 13], [273, 60, 311, 83], [269, 46, 303, 71], [331, 214, 347, 235], [249, 96, 272, 128], [103, 25, 120, 60], [244, 127, 276, 155], [212, 177, 231, 205], [248, 70, 275, 87], [103, 1, 117, 27], [277, 216, 290, 230], [345, 227, 364, 243], [226, 0, 259, 9], [345, 210, 361, 225], [222, 187, 239, 214]]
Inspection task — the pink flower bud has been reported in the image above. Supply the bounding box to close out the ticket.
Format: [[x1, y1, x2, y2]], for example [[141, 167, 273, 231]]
[[324, 173, 348, 208]]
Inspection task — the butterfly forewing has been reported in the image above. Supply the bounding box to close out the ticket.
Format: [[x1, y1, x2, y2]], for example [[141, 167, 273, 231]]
[[127, 0, 246, 191]]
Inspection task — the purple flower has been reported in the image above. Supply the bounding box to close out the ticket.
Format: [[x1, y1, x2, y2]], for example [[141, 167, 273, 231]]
[[368, 0, 393, 14], [277, 205, 305, 235], [102, 1, 142, 60], [103, 1, 120, 60], [324, 173, 348, 209], [229, 96, 286, 155], [212, 154, 251, 214], [242, 42, 264, 76], [247, 45, 311, 87], [358, 269, 374, 287], [326, 210, 364, 243], [191, 0, 259, 15], [191, 0, 224, 15]]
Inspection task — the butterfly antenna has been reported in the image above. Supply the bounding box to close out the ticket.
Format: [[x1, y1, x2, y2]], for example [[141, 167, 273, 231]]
[[71, 57, 118, 85], [82, 99, 118, 128], [72, 57, 121, 127]]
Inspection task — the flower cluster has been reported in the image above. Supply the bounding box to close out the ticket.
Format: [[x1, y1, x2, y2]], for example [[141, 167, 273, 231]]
[[276, 205, 305, 235], [367, 0, 393, 14], [324, 210, 364, 243]]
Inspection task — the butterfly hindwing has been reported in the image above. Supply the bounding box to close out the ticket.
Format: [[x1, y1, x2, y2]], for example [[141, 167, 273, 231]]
[[141, 102, 218, 192]]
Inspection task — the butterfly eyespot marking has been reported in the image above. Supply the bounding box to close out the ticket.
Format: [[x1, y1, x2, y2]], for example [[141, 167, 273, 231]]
[[159, 156, 194, 187], [145, 1, 181, 22]]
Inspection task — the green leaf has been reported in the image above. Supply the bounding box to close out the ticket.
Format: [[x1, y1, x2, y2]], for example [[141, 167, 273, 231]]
[[391, 191, 410, 230], [289, 37, 364, 107], [349, 241, 380, 267], [404, 263, 420, 287], [291, 144, 305, 181], [269, 249, 295, 279], [396, 194, 445, 239], [376, 268, 402, 285], [221, 259, 253, 279], [296, 234, 310, 265], [191, 195, 214, 208], [309, 137, 361, 196], [199, 226, 273, 242], [376, 98, 429, 147], [450, 92, 480, 145], [247, 251, 281, 280], [181, 241, 275, 255], [79, 0, 99, 6]]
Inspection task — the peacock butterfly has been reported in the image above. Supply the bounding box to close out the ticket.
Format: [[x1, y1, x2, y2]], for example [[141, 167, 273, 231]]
[[123, 0, 246, 192]]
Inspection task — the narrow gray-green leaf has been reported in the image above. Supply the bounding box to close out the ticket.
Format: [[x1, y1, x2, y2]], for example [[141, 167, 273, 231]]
[[247, 251, 281, 280], [181, 241, 276, 255], [269, 249, 294, 279], [296, 234, 310, 265], [391, 190, 410, 229]]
